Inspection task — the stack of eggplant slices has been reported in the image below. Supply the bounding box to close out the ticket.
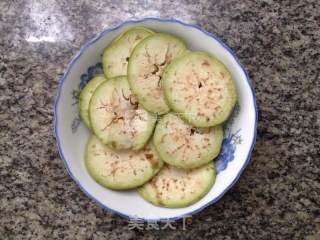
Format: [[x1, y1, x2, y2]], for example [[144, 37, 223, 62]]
[[79, 27, 237, 208]]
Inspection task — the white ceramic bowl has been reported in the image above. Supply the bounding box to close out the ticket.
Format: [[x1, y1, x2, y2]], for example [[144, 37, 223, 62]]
[[54, 18, 257, 220]]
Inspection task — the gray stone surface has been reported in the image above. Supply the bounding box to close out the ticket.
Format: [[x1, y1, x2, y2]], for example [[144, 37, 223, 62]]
[[0, 0, 319, 239]]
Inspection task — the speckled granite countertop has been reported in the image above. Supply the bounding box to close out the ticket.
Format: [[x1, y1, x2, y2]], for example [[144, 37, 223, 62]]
[[0, 0, 319, 239]]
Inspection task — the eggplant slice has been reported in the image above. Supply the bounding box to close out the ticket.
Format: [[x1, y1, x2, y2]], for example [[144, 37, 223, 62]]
[[153, 113, 223, 169], [79, 74, 107, 129], [128, 33, 187, 114], [138, 163, 215, 208], [86, 135, 163, 190], [102, 27, 154, 78], [162, 51, 237, 127], [89, 76, 156, 150]]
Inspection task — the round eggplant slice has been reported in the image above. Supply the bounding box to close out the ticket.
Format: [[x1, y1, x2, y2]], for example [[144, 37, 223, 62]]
[[86, 135, 163, 190], [162, 51, 237, 127], [138, 163, 215, 208], [102, 27, 154, 78], [128, 33, 187, 114], [79, 74, 107, 129], [153, 113, 223, 169], [89, 76, 156, 150]]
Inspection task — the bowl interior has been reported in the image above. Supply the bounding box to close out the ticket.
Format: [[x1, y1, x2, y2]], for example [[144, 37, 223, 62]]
[[54, 18, 257, 220]]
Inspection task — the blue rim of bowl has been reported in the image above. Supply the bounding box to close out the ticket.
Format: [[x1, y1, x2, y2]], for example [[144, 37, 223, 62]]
[[53, 17, 258, 221]]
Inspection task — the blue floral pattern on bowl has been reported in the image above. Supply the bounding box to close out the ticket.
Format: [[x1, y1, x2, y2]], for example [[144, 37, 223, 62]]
[[215, 103, 242, 173], [215, 128, 242, 173], [80, 62, 103, 89]]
